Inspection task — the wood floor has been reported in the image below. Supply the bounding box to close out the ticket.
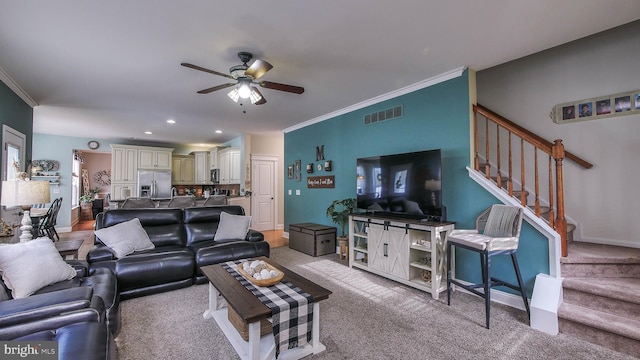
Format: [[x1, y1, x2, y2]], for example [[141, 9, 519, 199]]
[[65, 221, 287, 261]]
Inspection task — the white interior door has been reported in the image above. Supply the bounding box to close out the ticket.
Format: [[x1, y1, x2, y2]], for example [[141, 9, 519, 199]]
[[251, 155, 277, 231]]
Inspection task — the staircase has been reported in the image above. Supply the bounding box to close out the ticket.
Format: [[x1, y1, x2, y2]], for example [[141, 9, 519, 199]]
[[558, 242, 640, 357], [473, 104, 640, 357]]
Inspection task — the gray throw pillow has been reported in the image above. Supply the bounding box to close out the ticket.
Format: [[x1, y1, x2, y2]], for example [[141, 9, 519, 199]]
[[214, 211, 252, 241], [0, 238, 77, 298], [94, 218, 155, 258]]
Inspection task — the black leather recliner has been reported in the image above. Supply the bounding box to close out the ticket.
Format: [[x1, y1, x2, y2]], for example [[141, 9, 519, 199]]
[[183, 206, 270, 284]]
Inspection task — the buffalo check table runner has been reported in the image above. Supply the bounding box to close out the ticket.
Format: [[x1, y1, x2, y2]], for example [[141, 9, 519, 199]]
[[222, 260, 314, 358]]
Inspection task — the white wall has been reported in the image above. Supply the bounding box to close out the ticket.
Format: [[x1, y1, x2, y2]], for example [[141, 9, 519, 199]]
[[248, 132, 284, 229], [477, 20, 640, 247]]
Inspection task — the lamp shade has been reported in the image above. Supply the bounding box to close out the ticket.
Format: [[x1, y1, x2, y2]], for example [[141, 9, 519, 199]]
[[1, 180, 51, 208]]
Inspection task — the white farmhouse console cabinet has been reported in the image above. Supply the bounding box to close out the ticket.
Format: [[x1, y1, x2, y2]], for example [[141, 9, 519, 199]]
[[349, 214, 455, 299]]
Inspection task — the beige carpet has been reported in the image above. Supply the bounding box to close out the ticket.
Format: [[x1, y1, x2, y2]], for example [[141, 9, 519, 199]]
[[115, 247, 636, 359]]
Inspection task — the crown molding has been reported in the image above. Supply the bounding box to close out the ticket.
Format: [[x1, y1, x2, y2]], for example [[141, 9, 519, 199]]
[[0, 66, 38, 108], [284, 66, 466, 133]]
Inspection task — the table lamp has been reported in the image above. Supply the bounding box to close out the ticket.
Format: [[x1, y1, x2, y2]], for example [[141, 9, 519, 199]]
[[1, 180, 51, 242]]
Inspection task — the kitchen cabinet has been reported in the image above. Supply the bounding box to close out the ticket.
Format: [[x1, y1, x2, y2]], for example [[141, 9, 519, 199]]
[[110, 145, 138, 200], [172, 155, 195, 184], [219, 147, 241, 184], [209, 147, 219, 169], [193, 151, 212, 184], [111, 145, 137, 183], [138, 148, 172, 170], [111, 145, 175, 200]]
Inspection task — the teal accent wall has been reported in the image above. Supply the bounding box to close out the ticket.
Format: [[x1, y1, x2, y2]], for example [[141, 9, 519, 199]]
[[0, 82, 33, 170], [284, 70, 547, 296]]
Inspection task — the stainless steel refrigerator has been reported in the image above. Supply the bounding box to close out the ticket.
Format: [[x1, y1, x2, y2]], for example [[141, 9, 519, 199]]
[[137, 170, 172, 199]]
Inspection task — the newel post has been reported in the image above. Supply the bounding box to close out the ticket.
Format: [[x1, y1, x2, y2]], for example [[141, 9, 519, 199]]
[[552, 139, 568, 257]]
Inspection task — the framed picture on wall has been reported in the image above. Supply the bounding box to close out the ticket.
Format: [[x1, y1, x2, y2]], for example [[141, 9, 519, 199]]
[[287, 165, 294, 179], [552, 89, 640, 124]]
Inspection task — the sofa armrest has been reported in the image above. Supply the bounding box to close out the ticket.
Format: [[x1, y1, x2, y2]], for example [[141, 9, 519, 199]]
[[0, 287, 94, 327], [0, 306, 103, 340], [245, 229, 264, 242], [86, 245, 116, 263], [66, 260, 89, 277]]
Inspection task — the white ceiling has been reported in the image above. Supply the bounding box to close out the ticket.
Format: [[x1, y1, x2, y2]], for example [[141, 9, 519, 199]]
[[1, 1, 639, 147]]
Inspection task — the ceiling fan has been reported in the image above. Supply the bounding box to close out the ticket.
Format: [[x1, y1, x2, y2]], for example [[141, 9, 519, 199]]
[[181, 52, 304, 105]]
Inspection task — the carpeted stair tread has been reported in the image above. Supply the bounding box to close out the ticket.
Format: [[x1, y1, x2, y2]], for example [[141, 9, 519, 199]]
[[563, 277, 640, 305], [559, 302, 640, 341], [562, 242, 640, 264]]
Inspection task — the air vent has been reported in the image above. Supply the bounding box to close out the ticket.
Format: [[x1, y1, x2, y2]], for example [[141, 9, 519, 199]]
[[363, 106, 403, 125]]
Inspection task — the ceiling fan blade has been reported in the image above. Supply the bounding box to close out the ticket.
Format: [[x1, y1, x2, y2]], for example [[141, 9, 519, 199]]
[[245, 59, 273, 80], [259, 81, 305, 94], [252, 87, 266, 105], [197, 83, 235, 94], [181, 62, 234, 79]]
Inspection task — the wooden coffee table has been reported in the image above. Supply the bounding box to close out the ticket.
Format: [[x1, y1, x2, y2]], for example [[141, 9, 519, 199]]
[[201, 257, 332, 360]]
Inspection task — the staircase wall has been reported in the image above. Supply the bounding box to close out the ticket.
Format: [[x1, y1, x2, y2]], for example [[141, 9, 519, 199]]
[[476, 20, 640, 248]]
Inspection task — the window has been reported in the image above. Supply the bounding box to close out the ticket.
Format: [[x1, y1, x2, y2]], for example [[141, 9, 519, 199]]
[[71, 153, 81, 207]]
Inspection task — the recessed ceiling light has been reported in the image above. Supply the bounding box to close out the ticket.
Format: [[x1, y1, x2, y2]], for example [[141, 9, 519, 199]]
[[215, 130, 222, 134], [167, 119, 175, 124], [144, 131, 152, 135]]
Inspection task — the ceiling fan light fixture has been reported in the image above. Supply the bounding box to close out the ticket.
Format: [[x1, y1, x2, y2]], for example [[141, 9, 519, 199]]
[[238, 83, 251, 99], [249, 87, 263, 104], [227, 88, 240, 102]]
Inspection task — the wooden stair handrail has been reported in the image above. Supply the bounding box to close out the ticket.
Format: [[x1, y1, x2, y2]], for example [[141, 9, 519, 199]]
[[474, 104, 593, 169]]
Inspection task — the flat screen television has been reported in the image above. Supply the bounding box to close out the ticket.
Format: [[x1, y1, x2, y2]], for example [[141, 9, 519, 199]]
[[356, 149, 444, 221]]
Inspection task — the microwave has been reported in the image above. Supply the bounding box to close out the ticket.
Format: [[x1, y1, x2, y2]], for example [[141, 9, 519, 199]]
[[210, 169, 219, 184]]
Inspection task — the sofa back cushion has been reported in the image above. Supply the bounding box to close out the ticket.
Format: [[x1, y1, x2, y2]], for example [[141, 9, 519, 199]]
[[184, 206, 245, 246], [97, 208, 186, 247]]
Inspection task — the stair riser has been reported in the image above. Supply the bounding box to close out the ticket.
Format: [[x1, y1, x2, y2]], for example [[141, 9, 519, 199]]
[[563, 288, 640, 322], [559, 319, 640, 357], [561, 263, 640, 278]]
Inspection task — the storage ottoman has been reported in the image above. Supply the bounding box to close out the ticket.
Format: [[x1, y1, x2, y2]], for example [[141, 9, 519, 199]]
[[289, 223, 337, 256]]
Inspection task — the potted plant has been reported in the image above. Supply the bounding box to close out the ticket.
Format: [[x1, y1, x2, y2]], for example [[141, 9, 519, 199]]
[[80, 187, 101, 204], [326, 198, 357, 240]]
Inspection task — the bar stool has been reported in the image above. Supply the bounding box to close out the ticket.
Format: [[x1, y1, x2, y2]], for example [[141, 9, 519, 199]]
[[446, 204, 530, 329]]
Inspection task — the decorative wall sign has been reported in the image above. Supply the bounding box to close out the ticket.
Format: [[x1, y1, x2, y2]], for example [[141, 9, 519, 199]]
[[552, 89, 640, 124], [94, 170, 111, 186], [316, 145, 325, 161], [307, 175, 335, 188], [32, 159, 60, 172], [306, 163, 314, 173]]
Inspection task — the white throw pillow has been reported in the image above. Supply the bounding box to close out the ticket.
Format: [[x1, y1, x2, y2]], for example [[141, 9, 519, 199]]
[[0, 238, 77, 299], [214, 211, 252, 241], [94, 218, 155, 258]]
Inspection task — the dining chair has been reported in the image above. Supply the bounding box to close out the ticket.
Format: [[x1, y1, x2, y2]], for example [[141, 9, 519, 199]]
[[38, 197, 62, 241], [446, 204, 530, 329], [167, 195, 196, 208], [202, 195, 227, 206], [121, 197, 155, 209]]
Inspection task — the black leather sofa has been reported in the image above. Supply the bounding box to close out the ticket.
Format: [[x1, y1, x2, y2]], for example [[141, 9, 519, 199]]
[[87, 205, 270, 300], [0, 205, 266, 359]]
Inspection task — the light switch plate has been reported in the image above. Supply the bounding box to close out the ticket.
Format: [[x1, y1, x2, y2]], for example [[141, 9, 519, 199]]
[[295, 189, 301, 195]]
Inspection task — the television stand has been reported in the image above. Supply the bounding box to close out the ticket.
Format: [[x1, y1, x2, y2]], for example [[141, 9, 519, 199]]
[[348, 214, 455, 299]]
